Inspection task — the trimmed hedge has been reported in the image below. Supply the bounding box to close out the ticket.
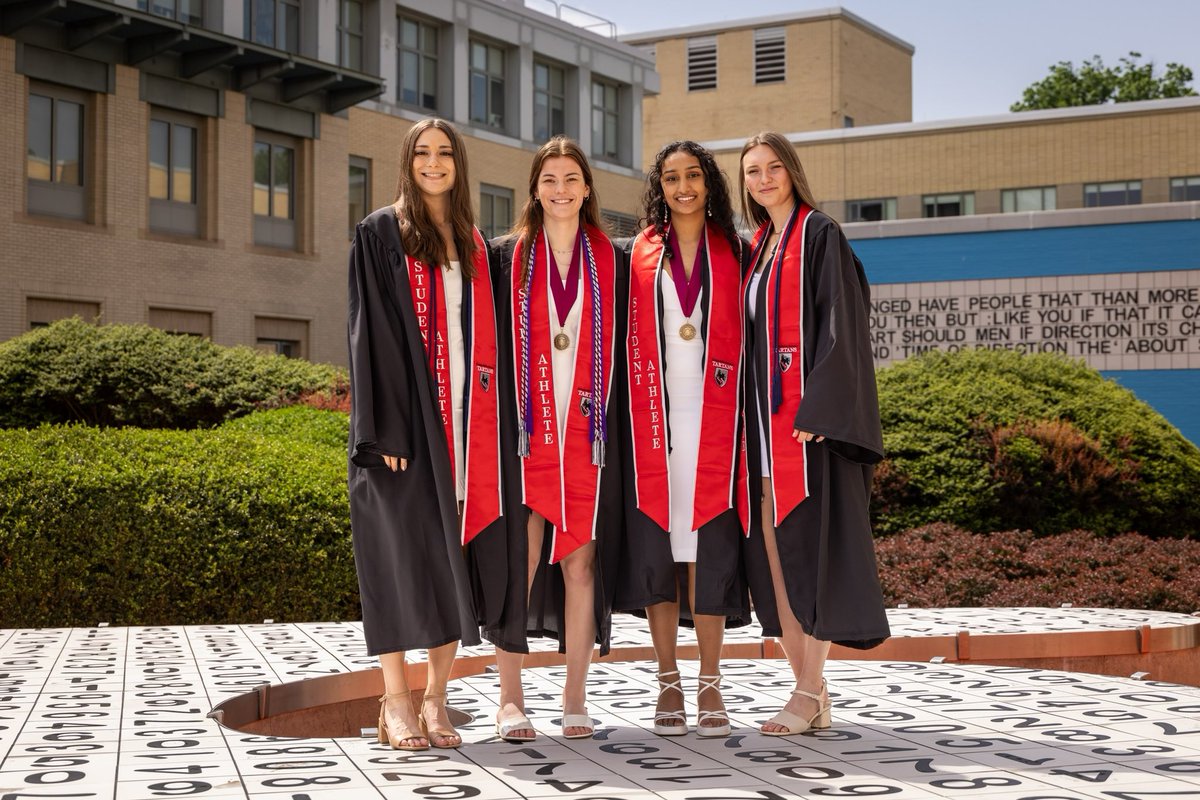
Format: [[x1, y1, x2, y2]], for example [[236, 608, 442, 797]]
[[876, 523, 1200, 613], [873, 349, 1200, 538], [0, 407, 355, 628], [0, 318, 345, 429]]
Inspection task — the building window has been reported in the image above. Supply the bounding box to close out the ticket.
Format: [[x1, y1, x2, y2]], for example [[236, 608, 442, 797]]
[[843, 115, 855, 128], [26, 84, 86, 221], [846, 198, 896, 223], [149, 307, 212, 338], [1169, 176, 1200, 202], [338, 0, 363, 71], [149, 111, 200, 236], [138, 0, 202, 25], [754, 26, 786, 84], [246, 0, 300, 52], [348, 156, 370, 239], [469, 40, 505, 129], [922, 192, 974, 218], [591, 80, 619, 161], [398, 15, 438, 110], [1002, 186, 1057, 213], [479, 184, 513, 240], [27, 297, 100, 329], [256, 316, 308, 359], [534, 61, 566, 142], [601, 209, 638, 238], [686, 36, 716, 91], [253, 133, 296, 249], [1084, 180, 1141, 208]]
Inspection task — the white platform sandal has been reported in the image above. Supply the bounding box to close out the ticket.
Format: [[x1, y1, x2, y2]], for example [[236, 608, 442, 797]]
[[652, 669, 688, 736], [696, 674, 732, 738]]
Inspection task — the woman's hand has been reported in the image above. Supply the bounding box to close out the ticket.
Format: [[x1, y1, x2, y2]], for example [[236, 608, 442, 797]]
[[382, 455, 409, 472], [792, 429, 824, 444]]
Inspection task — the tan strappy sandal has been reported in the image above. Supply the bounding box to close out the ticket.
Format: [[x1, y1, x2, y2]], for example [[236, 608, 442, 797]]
[[378, 693, 428, 750], [419, 692, 462, 749], [762, 678, 830, 736]]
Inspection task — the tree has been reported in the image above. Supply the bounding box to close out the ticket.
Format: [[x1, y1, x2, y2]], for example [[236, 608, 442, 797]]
[[1011, 51, 1196, 111]]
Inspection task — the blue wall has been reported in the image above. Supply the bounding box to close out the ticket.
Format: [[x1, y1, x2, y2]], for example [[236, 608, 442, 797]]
[[854, 219, 1200, 444]]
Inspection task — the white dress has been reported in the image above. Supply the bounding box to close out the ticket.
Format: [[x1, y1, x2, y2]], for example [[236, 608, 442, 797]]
[[747, 268, 771, 477], [661, 267, 705, 561], [547, 256, 583, 439], [442, 261, 466, 501]]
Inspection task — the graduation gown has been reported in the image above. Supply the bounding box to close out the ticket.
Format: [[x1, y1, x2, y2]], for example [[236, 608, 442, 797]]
[[614, 226, 752, 627], [742, 208, 890, 649], [466, 232, 625, 656], [347, 205, 494, 655]]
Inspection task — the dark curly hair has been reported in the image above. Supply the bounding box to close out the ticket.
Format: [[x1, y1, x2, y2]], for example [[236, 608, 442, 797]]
[[640, 140, 740, 252]]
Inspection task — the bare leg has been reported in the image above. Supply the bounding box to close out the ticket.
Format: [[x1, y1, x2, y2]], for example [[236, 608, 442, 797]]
[[646, 590, 683, 728], [493, 510, 546, 740], [758, 478, 830, 733], [421, 641, 461, 747], [379, 651, 427, 748], [688, 563, 728, 729], [560, 541, 596, 736]]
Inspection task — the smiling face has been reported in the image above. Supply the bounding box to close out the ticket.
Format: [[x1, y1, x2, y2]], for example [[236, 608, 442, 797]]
[[536, 155, 589, 223], [411, 126, 455, 199], [741, 143, 794, 214], [660, 150, 708, 221]]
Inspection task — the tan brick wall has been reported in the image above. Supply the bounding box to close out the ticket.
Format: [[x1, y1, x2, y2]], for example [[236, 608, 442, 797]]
[[836, 19, 912, 128], [0, 51, 646, 365]]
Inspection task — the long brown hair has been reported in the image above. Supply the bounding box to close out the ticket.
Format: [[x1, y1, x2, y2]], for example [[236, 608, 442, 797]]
[[738, 131, 819, 229], [641, 139, 740, 252], [507, 136, 604, 286], [393, 118, 477, 277]]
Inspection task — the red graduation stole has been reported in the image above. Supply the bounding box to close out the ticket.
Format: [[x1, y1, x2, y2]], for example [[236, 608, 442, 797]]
[[406, 228, 502, 545], [511, 225, 616, 563], [747, 204, 815, 526], [627, 223, 749, 536]]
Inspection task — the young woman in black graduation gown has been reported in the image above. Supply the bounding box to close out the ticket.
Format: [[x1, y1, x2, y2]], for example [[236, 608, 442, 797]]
[[738, 131, 890, 736], [615, 140, 751, 738], [347, 118, 505, 750], [471, 137, 623, 741]]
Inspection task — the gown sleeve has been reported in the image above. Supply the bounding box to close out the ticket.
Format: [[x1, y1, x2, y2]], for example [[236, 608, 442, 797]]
[[348, 222, 414, 468], [792, 220, 884, 466]]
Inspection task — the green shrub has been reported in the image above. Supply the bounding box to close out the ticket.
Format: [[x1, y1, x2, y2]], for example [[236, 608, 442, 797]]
[[874, 349, 1200, 538], [0, 318, 345, 429], [0, 408, 356, 628]]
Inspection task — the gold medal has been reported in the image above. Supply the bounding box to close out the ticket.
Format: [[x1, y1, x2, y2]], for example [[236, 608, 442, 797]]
[[554, 332, 571, 351], [679, 322, 697, 341]]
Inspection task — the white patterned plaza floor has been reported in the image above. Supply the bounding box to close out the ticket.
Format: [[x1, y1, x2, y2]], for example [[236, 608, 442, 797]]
[[2, 608, 1200, 799]]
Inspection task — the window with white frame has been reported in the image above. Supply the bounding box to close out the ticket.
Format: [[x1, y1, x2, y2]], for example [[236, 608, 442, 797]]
[[754, 27, 786, 84], [479, 184, 513, 240], [338, 0, 363, 71], [591, 80, 619, 161], [534, 61, 566, 142], [845, 198, 896, 223], [1001, 186, 1057, 213], [922, 192, 974, 218], [469, 40, 506, 129], [26, 83, 87, 221], [1084, 180, 1141, 208], [686, 36, 716, 91], [398, 15, 438, 110], [245, 0, 300, 52], [1169, 176, 1200, 202]]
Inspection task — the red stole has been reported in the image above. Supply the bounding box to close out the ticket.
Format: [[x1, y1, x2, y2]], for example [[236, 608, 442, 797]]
[[406, 228, 502, 546], [747, 204, 815, 526], [511, 225, 616, 563], [627, 223, 749, 535]]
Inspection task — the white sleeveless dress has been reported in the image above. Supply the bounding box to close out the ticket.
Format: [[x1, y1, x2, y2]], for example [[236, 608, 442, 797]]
[[661, 268, 705, 562]]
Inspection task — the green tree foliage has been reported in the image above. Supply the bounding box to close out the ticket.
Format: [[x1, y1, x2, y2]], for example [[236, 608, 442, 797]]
[[0, 408, 356, 628], [1011, 51, 1196, 111], [873, 349, 1200, 538], [0, 318, 344, 429]]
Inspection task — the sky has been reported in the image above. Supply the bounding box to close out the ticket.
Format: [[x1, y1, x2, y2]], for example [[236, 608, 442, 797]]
[[553, 0, 1199, 122]]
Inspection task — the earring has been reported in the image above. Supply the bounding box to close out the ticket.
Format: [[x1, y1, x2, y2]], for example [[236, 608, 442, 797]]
[[706, 197, 712, 217], [663, 202, 670, 223]]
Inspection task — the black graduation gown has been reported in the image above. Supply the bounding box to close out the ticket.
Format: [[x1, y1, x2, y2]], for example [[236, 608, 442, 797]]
[[466, 236, 625, 656], [742, 211, 890, 649], [346, 205, 484, 655], [613, 235, 752, 628]]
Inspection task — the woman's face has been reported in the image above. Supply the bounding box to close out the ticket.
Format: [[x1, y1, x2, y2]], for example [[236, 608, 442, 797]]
[[660, 150, 708, 221], [742, 143, 793, 213], [536, 156, 589, 223], [411, 126, 456, 199]]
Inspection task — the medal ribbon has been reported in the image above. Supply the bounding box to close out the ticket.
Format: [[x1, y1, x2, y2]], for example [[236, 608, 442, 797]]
[[665, 225, 704, 319], [548, 231, 583, 328], [408, 256, 455, 485]]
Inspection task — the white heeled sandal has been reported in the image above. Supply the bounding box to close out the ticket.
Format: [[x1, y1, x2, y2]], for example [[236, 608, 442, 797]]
[[652, 669, 688, 736], [696, 674, 731, 738]]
